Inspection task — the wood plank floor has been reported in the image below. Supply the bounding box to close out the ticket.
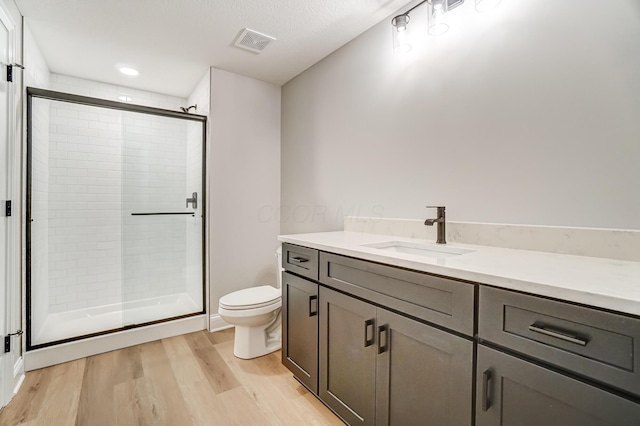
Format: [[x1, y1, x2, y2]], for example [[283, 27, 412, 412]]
[[0, 329, 343, 426]]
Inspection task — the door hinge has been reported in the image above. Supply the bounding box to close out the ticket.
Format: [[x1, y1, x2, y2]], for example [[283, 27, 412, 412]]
[[5, 200, 11, 217], [6, 63, 24, 83], [4, 330, 23, 353]]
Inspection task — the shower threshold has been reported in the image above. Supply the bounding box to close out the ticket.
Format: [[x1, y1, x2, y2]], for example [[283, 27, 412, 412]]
[[32, 292, 201, 347]]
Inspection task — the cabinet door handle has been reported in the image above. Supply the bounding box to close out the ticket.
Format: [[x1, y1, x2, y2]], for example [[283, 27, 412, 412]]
[[482, 369, 492, 412], [377, 324, 388, 354], [528, 324, 588, 347], [364, 319, 375, 347], [290, 257, 309, 263], [308, 295, 318, 317]]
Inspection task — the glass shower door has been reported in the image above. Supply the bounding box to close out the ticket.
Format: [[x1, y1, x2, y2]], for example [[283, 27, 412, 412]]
[[121, 110, 204, 327], [27, 88, 206, 349]]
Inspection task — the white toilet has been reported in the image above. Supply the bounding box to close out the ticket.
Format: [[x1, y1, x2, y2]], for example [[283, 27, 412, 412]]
[[218, 247, 283, 359]]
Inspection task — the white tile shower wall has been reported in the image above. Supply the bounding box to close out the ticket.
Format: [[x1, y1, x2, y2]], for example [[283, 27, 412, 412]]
[[185, 70, 210, 304], [25, 23, 51, 332], [47, 102, 124, 313], [50, 74, 185, 111], [46, 74, 191, 314], [121, 111, 187, 305]]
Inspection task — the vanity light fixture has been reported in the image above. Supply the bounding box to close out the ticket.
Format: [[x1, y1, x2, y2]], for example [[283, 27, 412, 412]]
[[391, 14, 412, 53], [391, 0, 503, 53], [428, 0, 450, 36]]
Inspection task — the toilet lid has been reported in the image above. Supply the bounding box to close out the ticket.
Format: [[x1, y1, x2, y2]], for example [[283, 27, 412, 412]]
[[219, 285, 281, 310]]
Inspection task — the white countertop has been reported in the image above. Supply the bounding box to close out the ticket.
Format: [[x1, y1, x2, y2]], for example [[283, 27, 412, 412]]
[[278, 231, 640, 317]]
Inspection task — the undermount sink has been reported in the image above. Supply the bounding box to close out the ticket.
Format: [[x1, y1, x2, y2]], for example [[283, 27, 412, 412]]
[[362, 241, 475, 259]]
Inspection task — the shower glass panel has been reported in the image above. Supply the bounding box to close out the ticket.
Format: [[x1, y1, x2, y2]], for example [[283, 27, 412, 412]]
[[121, 110, 204, 326], [27, 88, 206, 349]]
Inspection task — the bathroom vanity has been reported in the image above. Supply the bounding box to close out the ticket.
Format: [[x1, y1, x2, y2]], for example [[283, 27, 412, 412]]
[[279, 232, 640, 425]]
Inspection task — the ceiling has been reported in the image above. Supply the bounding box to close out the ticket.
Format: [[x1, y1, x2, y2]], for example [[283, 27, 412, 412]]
[[16, 0, 411, 97]]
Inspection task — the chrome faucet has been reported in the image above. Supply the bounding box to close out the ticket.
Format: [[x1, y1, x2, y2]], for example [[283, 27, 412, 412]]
[[424, 206, 446, 244]]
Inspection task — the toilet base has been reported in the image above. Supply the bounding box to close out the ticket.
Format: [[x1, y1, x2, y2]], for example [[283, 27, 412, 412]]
[[233, 308, 282, 359]]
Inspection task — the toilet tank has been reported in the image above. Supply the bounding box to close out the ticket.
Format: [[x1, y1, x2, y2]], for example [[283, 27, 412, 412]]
[[276, 246, 283, 289]]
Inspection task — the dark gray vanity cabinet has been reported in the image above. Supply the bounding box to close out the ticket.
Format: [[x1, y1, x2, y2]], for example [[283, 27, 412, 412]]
[[280, 242, 640, 426], [282, 243, 319, 281], [319, 286, 377, 425], [319, 286, 474, 426], [375, 308, 473, 426], [476, 345, 640, 426], [477, 286, 640, 425], [282, 271, 319, 394], [319, 252, 475, 336], [478, 286, 640, 397]]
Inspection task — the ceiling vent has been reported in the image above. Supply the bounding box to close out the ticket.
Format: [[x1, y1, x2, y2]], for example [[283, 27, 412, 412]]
[[233, 28, 276, 54]]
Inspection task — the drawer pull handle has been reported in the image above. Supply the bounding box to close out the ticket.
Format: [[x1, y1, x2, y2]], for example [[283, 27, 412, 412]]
[[377, 325, 389, 354], [308, 295, 318, 317], [290, 257, 309, 263], [482, 369, 492, 411], [364, 319, 375, 347], [528, 324, 588, 347]]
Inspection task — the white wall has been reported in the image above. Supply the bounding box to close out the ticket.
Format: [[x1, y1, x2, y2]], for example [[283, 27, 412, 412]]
[[209, 68, 281, 313], [281, 0, 640, 234]]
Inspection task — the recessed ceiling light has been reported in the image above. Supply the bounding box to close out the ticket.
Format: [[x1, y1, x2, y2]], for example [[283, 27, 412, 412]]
[[118, 95, 132, 102], [118, 66, 139, 76]]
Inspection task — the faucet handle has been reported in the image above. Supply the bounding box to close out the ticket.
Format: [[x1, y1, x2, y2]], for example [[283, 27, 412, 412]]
[[426, 206, 445, 209]]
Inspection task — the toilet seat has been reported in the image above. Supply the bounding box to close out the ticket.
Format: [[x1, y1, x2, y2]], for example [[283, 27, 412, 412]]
[[219, 285, 281, 310]]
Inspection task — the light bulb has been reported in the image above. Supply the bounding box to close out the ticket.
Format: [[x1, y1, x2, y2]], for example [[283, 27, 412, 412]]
[[391, 15, 412, 53], [428, 1, 449, 36]]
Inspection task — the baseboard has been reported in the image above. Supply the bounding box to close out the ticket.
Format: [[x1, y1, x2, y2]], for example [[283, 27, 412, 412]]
[[209, 314, 232, 332], [24, 315, 207, 371], [13, 357, 23, 378], [12, 357, 24, 396]]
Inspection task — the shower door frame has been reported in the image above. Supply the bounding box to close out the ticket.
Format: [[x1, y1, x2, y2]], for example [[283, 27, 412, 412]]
[[25, 87, 207, 350]]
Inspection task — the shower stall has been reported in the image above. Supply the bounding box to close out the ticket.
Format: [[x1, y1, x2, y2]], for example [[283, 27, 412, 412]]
[[26, 88, 206, 349]]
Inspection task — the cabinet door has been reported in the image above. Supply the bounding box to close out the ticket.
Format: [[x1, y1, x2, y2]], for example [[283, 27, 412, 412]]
[[375, 309, 473, 426], [320, 286, 377, 425], [282, 272, 318, 393], [476, 345, 640, 426]]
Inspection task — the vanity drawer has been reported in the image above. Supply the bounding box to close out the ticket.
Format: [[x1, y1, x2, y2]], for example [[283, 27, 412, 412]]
[[319, 252, 475, 336], [282, 243, 319, 280], [479, 286, 640, 396]]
